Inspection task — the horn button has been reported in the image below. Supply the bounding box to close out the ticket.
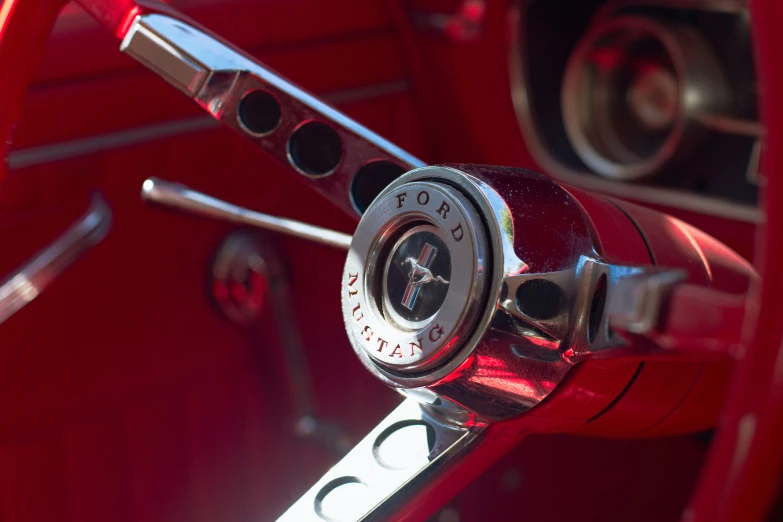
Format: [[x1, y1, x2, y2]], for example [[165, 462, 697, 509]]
[[383, 224, 452, 328], [342, 181, 488, 373]]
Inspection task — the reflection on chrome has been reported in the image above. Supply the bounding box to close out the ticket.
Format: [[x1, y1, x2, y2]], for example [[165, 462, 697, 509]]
[[0, 195, 112, 326]]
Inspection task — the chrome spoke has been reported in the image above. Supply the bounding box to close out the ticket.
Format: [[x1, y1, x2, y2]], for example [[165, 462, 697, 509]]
[[122, 14, 425, 218], [277, 398, 485, 522]]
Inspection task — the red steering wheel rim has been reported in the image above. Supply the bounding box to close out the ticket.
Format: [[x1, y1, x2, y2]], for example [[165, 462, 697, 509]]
[[1, 1, 782, 521], [683, 1, 783, 520]]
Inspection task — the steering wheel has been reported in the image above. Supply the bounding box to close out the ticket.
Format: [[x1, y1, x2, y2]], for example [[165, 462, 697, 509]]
[[1, 1, 781, 521]]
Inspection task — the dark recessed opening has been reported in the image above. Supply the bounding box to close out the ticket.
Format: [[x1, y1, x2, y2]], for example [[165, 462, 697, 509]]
[[500, 281, 509, 302], [588, 274, 608, 344], [351, 160, 407, 213], [237, 90, 281, 136], [288, 121, 343, 177], [515, 279, 565, 320]]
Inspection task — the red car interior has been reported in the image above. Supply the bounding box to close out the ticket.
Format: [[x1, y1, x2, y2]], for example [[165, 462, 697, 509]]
[[0, 0, 781, 521]]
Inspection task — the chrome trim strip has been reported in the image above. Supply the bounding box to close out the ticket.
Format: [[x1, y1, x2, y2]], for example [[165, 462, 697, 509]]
[[698, 113, 764, 137], [9, 117, 219, 170], [555, 173, 760, 223], [8, 116, 220, 169], [603, 0, 748, 15], [322, 80, 410, 105], [0, 195, 112, 326], [8, 81, 412, 170]]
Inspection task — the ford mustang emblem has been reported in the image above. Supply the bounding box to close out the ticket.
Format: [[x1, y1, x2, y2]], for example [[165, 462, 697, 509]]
[[401, 245, 450, 310]]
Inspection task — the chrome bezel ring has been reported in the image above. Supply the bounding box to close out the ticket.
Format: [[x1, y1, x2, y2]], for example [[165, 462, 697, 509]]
[[341, 180, 488, 373]]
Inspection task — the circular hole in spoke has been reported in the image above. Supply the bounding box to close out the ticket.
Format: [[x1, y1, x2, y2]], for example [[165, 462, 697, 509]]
[[515, 279, 565, 320], [351, 160, 407, 213], [288, 121, 343, 177], [314, 477, 370, 521], [373, 420, 436, 470], [237, 90, 281, 136]]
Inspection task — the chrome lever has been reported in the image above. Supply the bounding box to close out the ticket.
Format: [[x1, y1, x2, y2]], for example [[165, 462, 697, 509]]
[[141, 177, 352, 250], [602, 270, 749, 359], [0, 195, 112, 326], [211, 232, 353, 456]]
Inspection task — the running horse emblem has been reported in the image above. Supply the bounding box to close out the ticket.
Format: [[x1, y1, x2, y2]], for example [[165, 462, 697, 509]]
[[401, 243, 450, 311]]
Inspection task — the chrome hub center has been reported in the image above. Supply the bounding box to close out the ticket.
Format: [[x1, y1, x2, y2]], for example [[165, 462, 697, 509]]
[[342, 177, 489, 373]]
